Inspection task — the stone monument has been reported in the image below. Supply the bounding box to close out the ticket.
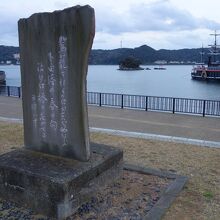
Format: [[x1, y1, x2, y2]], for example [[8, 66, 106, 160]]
[[19, 5, 93, 161], [0, 6, 123, 219]]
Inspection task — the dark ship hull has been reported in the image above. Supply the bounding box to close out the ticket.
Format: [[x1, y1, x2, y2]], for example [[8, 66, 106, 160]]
[[191, 31, 220, 81], [191, 67, 220, 80]]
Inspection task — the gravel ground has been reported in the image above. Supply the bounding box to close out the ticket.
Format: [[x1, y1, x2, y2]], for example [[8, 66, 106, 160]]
[[0, 170, 171, 220], [0, 200, 48, 220], [71, 170, 170, 219], [0, 170, 170, 220]]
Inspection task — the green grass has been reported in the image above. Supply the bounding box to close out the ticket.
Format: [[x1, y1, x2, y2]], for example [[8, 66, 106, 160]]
[[203, 191, 214, 200]]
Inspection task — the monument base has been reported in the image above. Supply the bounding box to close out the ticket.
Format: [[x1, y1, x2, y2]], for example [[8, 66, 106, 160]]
[[0, 143, 123, 219]]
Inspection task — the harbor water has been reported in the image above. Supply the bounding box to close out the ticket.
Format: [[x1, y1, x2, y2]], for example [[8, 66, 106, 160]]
[[1, 64, 220, 100]]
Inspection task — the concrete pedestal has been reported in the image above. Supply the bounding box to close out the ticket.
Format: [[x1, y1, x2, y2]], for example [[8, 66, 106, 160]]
[[0, 143, 123, 219]]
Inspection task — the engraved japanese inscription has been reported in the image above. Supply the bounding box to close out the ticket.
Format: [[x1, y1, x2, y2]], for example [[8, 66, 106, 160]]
[[18, 6, 95, 161]]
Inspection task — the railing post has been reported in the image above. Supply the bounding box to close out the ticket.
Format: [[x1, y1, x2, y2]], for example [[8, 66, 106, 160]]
[[18, 87, 21, 98], [172, 98, 175, 114], [145, 96, 148, 111], [203, 100, 206, 117], [99, 93, 102, 107], [121, 94, 124, 109], [7, 86, 10, 97]]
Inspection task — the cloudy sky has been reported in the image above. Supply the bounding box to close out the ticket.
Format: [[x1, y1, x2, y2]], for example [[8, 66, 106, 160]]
[[1, 0, 220, 49]]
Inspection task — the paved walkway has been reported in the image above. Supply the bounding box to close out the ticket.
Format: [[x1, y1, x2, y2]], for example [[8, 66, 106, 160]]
[[0, 96, 220, 142]]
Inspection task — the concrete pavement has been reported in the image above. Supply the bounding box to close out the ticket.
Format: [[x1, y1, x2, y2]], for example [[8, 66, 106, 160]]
[[0, 96, 220, 142]]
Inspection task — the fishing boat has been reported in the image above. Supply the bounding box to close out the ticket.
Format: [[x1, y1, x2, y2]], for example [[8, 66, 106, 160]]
[[191, 31, 220, 80], [0, 71, 6, 84], [154, 66, 166, 70]]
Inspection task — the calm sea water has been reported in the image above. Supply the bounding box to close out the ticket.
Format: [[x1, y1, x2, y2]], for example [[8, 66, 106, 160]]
[[1, 64, 220, 100]]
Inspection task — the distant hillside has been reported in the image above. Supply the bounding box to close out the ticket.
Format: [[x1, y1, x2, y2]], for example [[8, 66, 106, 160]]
[[89, 45, 209, 65], [0, 44, 208, 65], [0, 46, 19, 63], [89, 45, 158, 64]]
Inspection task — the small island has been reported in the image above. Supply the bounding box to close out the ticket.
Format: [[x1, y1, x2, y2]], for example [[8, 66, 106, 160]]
[[118, 57, 144, 70]]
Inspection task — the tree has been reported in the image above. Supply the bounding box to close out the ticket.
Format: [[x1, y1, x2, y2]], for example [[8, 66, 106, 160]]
[[119, 57, 142, 69]]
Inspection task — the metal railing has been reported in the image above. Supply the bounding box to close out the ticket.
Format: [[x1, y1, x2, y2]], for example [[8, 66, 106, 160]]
[[1, 86, 220, 117], [0, 86, 21, 98], [87, 92, 220, 117]]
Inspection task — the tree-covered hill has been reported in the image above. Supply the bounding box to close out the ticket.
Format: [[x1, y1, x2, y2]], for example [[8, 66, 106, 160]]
[[88, 45, 158, 64], [89, 45, 208, 64], [0, 46, 19, 63], [0, 44, 208, 65]]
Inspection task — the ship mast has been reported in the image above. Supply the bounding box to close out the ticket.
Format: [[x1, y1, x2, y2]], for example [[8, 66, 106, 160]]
[[208, 30, 220, 63]]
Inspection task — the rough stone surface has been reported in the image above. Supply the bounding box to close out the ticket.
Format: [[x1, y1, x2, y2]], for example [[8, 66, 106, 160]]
[[0, 143, 123, 219], [18, 5, 95, 161]]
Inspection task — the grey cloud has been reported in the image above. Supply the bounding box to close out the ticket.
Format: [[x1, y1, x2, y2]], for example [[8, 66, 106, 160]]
[[198, 18, 220, 30], [96, 1, 220, 34], [96, 9, 131, 34], [54, 1, 69, 9], [0, 19, 17, 36], [0, 13, 20, 45]]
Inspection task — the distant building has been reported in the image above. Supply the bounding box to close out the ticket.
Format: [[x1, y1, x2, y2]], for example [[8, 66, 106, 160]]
[[154, 60, 167, 64], [169, 61, 180, 64], [13, 53, 20, 60], [13, 53, 20, 65]]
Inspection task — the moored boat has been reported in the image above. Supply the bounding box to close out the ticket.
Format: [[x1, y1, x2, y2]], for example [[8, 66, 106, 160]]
[[154, 67, 166, 70], [191, 31, 220, 80], [154, 65, 166, 70], [0, 71, 6, 84]]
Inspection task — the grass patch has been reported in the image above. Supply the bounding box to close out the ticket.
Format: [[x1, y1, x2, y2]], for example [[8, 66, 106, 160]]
[[0, 121, 220, 219], [0, 122, 23, 155], [91, 132, 220, 220], [203, 191, 214, 200]]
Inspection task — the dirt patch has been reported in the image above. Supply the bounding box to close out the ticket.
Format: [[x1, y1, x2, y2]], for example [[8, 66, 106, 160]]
[[0, 121, 219, 219]]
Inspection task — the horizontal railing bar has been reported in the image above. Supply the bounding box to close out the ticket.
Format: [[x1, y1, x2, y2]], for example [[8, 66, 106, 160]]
[[0, 86, 220, 117]]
